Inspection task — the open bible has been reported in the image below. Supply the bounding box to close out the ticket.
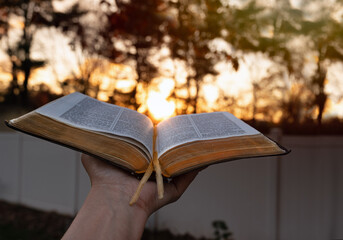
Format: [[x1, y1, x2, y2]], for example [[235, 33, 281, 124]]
[[6, 92, 289, 202]]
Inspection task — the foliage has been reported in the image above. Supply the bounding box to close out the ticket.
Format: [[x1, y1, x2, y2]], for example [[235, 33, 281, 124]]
[[0, 200, 72, 240], [0, 200, 213, 240], [212, 220, 233, 240], [103, 0, 168, 109], [166, 0, 238, 114], [0, 0, 342, 128], [0, 0, 55, 104], [221, 0, 343, 126]]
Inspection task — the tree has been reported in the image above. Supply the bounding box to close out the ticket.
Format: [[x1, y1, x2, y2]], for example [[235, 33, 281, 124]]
[[43, 2, 106, 98], [0, 0, 55, 104], [241, 53, 284, 123], [104, 0, 169, 110], [300, 14, 343, 126], [221, 0, 343, 125], [167, 0, 238, 113], [220, 1, 303, 123]]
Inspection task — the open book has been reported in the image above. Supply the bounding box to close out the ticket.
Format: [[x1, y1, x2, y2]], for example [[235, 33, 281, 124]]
[[6, 92, 289, 177], [6, 92, 289, 202]]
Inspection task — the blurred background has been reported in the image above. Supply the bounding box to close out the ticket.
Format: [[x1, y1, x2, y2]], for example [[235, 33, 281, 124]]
[[0, 0, 342, 239]]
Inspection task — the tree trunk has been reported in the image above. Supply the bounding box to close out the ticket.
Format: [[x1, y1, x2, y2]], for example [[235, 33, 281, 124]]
[[313, 56, 327, 127], [21, 58, 31, 106], [192, 79, 200, 114]]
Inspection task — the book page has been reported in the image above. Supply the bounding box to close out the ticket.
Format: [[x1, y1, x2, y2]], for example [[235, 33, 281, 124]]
[[156, 112, 259, 157], [36, 92, 154, 156]]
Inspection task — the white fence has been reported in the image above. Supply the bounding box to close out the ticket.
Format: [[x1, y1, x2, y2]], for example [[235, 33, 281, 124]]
[[0, 132, 342, 240]]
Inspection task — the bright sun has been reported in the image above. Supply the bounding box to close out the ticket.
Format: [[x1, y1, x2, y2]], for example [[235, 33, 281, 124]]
[[147, 91, 175, 122], [142, 78, 176, 122]]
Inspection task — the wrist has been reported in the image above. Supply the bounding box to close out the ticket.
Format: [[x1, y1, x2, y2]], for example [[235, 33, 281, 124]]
[[76, 185, 149, 240], [91, 182, 149, 211], [91, 180, 157, 217]]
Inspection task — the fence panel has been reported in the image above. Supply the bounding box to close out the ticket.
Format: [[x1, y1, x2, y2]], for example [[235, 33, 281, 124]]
[[157, 157, 278, 239], [281, 136, 343, 240], [0, 133, 342, 239], [0, 133, 21, 202]]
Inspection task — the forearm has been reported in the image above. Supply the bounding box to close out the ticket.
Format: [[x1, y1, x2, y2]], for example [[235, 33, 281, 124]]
[[63, 154, 200, 239], [62, 185, 149, 240]]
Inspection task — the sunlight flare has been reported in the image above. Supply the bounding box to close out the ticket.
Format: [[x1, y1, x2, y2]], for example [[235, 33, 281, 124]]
[[203, 84, 219, 104], [147, 91, 175, 122]]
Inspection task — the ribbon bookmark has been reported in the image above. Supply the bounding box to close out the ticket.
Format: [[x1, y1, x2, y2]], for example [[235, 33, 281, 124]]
[[129, 126, 164, 205], [153, 151, 164, 199], [129, 161, 154, 205]]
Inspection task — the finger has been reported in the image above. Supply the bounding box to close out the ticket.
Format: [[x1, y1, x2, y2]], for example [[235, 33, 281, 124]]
[[81, 154, 93, 175]]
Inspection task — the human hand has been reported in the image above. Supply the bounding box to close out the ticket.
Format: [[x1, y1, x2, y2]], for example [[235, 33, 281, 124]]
[[63, 154, 201, 240], [81, 153, 201, 216]]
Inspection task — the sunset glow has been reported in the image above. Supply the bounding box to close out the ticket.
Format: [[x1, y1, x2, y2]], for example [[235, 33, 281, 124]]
[[29, 68, 62, 94], [1, 0, 343, 125], [147, 91, 175, 122]]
